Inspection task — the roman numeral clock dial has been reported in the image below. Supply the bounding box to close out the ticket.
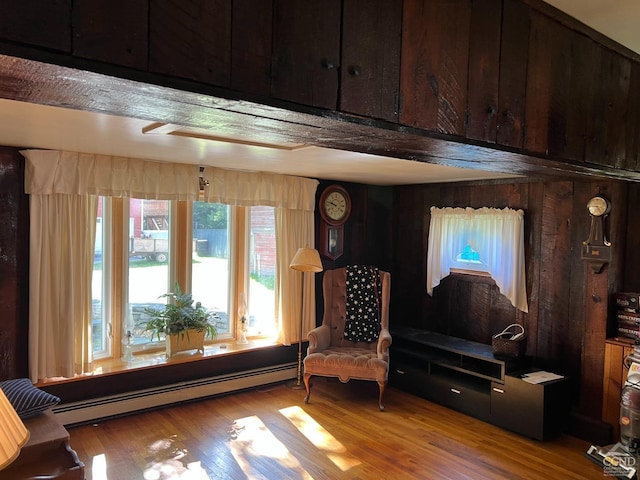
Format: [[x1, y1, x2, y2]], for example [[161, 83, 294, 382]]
[[324, 192, 347, 221], [318, 185, 351, 260]]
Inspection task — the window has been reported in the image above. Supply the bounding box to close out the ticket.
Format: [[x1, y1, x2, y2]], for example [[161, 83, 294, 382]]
[[426, 206, 528, 313], [450, 243, 489, 276], [247, 206, 277, 337], [126, 198, 172, 352], [457, 244, 481, 263], [92, 199, 277, 360], [92, 197, 108, 357], [192, 202, 231, 337], [24, 149, 317, 381]]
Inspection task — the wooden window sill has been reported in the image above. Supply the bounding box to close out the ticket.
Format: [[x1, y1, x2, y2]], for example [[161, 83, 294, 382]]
[[38, 337, 279, 385]]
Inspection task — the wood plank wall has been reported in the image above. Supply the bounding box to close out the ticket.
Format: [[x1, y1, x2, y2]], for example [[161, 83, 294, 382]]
[[390, 178, 640, 439], [1, 0, 640, 445], [0, 147, 29, 380]]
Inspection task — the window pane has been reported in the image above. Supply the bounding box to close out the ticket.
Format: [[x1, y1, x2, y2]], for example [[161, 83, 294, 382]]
[[192, 202, 230, 336], [92, 197, 109, 358], [128, 198, 171, 349], [248, 206, 276, 336]]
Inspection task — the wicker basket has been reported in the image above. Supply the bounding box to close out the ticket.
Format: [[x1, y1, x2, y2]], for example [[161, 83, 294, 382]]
[[492, 323, 526, 357]]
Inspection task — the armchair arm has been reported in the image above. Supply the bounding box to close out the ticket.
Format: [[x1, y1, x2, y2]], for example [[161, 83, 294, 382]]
[[377, 328, 392, 361], [307, 324, 331, 354]]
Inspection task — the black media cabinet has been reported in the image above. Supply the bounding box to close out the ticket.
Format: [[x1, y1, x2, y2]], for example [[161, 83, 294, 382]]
[[390, 327, 569, 440]]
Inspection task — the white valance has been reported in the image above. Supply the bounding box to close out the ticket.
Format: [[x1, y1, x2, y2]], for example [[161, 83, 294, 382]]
[[22, 150, 200, 200], [427, 206, 528, 313], [202, 167, 318, 211], [21, 150, 320, 210]]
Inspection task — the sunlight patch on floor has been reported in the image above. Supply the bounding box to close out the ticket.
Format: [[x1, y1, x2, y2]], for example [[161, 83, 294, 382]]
[[143, 459, 210, 480], [228, 415, 313, 479], [280, 405, 361, 472], [91, 453, 108, 480], [142, 435, 210, 479], [89, 437, 212, 480]]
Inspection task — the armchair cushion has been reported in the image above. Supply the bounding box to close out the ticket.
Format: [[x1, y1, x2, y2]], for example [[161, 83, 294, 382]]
[[305, 346, 389, 383]]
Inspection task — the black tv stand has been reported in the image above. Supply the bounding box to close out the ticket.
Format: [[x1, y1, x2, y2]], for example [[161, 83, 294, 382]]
[[390, 326, 569, 440]]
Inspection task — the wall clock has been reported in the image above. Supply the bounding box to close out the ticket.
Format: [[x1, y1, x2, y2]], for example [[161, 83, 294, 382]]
[[318, 185, 351, 260], [582, 195, 611, 273], [587, 195, 611, 217]]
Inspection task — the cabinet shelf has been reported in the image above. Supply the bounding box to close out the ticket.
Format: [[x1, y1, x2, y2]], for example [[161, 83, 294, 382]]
[[390, 327, 568, 440], [392, 327, 512, 383], [393, 344, 503, 383]]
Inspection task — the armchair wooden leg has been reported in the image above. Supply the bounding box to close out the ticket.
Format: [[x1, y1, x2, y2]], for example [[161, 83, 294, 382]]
[[303, 373, 312, 404], [377, 381, 386, 411]]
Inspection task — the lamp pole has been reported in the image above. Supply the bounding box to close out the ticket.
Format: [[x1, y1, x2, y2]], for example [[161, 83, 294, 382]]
[[288, 247, 323, 389]]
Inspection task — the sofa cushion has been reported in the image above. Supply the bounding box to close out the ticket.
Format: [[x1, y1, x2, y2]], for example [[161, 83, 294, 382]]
[[0, 378, 61, 418]]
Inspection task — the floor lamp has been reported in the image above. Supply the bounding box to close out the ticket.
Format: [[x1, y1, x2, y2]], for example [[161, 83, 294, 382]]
[[288, 247, 323, 389]]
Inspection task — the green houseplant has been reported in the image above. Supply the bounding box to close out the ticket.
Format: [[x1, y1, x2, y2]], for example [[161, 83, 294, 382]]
[[144, 284, 218, 357]]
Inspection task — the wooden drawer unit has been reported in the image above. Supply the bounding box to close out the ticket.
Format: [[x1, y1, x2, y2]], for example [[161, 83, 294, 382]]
[[602, 337, 637, 442], [390, 359, 431, 398], [0, 409, 85, 480], [490, 371, 568, 440], [391, 327, 568, 440], [390, 329, 512, 418], [429, 372, 491, 421]]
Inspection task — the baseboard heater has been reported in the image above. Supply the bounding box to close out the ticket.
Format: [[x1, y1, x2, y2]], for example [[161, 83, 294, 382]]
[[53, 363, 297, 427]]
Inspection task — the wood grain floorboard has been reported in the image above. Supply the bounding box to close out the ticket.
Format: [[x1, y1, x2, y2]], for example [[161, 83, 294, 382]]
[[68, 379, 606, 479]]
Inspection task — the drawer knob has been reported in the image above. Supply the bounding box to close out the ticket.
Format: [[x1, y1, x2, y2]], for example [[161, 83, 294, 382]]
[[450, 388, 461, 394], [348, 65, 361, 76], [321, 58, 336, 70], [492, 387, 505, 394]]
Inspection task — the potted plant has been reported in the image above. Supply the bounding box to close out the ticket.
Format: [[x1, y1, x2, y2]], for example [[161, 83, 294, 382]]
[[144, 283, 218, 358]]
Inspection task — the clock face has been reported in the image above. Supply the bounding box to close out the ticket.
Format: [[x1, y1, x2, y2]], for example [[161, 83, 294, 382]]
[[324, 191, 348, 221], [587, 196, 610, 217]]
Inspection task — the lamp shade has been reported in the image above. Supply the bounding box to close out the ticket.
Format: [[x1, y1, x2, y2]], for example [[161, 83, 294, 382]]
[[289, 247, 323, 273], [0, 388, 29, 470]]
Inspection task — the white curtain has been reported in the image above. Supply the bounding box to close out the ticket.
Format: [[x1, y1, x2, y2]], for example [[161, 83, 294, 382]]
[[274, 208, 316, 345], [22, 149, 319, 380], [28, 194, 97, 382], [427, 206, 528, 313]]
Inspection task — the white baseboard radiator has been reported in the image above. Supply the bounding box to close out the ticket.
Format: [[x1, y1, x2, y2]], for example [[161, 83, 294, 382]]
[[53, 363, 297, 427]]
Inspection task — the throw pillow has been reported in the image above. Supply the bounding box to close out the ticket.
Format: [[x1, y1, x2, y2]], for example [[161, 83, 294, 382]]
[[0, 378, 61, 418]]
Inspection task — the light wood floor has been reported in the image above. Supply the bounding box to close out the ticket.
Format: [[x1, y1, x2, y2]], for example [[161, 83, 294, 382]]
[[68, 379, 606, 479]]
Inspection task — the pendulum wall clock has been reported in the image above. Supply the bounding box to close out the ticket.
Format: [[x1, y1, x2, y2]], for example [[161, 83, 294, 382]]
[[318, 185, 351, 260], [581, 195, 611, 273]]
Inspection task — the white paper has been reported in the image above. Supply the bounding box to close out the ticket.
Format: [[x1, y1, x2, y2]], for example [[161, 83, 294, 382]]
[[521, 371, 564, 384]]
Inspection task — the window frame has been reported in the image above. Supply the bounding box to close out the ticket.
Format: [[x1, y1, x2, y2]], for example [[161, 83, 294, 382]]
[[94, 199, 277, 361]]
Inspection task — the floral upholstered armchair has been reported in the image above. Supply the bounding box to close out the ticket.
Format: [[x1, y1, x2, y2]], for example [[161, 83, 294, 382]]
[[303, 266, 392, 411]]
